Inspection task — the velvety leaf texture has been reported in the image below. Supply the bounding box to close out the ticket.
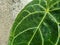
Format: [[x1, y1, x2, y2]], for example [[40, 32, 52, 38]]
[[8, 0, 60, 45]]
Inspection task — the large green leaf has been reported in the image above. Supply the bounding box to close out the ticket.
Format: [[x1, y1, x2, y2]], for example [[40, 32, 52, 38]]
[[8, 0, 60, 45]]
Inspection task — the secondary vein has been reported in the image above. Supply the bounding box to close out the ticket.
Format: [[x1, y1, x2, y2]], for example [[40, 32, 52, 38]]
[[39, 28, 44, 45], [50, 8, 60, 11], [50, 1, 60, 9], [48, 12, 58, 24], [28, 12, 47, 45], [11, 11, 44, 45], [13, 11, 44, 36], [11, 27, 36, 45], [55, 24, 60, 45]]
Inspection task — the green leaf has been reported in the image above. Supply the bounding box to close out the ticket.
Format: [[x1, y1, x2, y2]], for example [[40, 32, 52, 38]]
[[8, 0, 60, 45]]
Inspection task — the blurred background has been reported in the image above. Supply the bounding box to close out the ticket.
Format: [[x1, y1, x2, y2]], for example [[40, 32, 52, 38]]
[[0, 0, 31, 45]]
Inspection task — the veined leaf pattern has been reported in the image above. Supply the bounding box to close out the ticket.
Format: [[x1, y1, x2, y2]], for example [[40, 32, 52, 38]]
[[8, 0, 60, 45]]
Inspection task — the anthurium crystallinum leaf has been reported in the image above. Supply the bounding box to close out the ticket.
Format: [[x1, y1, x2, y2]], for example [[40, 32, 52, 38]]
[[8, 0, 60, 45]]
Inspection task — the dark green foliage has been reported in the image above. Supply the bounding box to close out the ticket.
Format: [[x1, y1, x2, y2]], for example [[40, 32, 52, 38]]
[[8, 0, 60, 45]]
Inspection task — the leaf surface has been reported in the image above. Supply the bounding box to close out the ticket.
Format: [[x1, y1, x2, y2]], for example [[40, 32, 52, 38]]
[[8, 0, 60, 45]]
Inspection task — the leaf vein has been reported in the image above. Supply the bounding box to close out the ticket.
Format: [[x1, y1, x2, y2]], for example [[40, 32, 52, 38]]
[[11, 27, 37, 45], [28, 13, 47, 45], [13, 11, 44, 36]]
